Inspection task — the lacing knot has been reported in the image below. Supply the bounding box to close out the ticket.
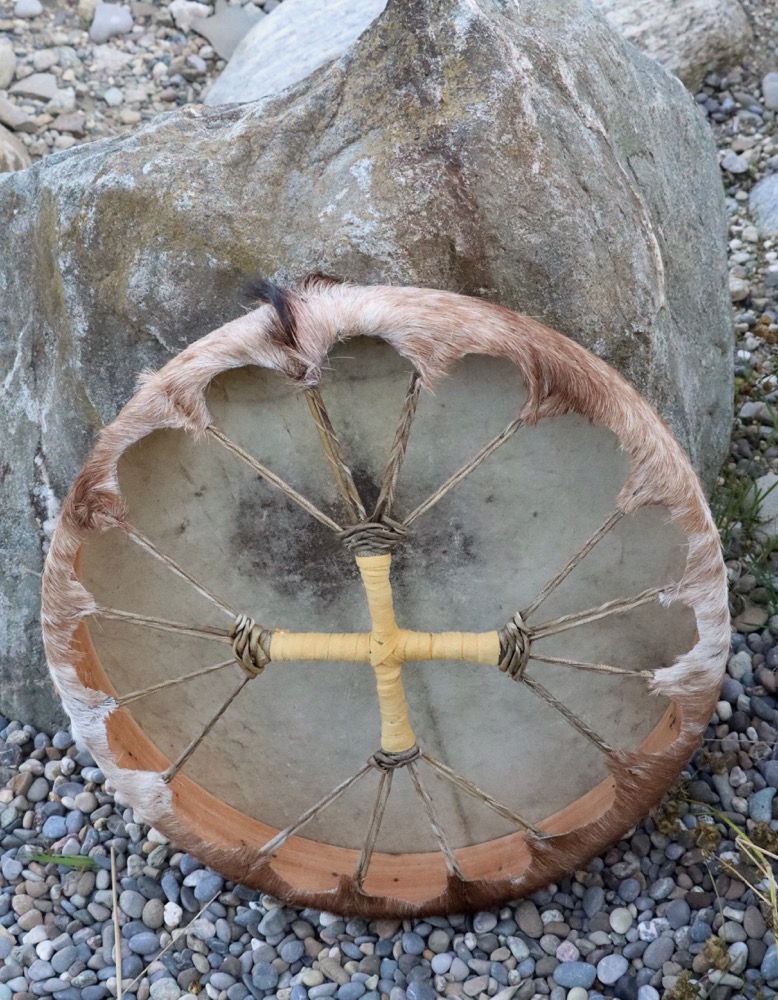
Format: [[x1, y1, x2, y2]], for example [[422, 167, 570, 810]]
[[338, 517, 407, 555], [498, 613, 532, 680], [370, 745, 421, 770], [230, 614, 272, 677]]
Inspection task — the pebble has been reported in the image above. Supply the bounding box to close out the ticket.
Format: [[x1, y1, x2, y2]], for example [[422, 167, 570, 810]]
[[763, 72, 778, 111], [642, 935, 674, 970], [10, 72, 60, 101], [14, 0, 43, 15], [473, 911, 497, 933], [763, 945, 778, 983], [128, 931, 160, 954], [516, 900, 543, 937], [748, 785, 776, 820], [252, 962, 279, 990], [102, 86, 123, 107], [552, 962, 596, 989], [430, 952, 451, 974], [648, 877, 674, 900], [120, 890, 146, 918], [193, 872, 223, 900], [722, 150, 749, 174], [609, 908, 633, 934], [583, 886, 605, 917], [597, 953, 628, 984], [401, 931, 424, 955], [665, 898, 690, 930], [406, 985, 436, 1000], [0, 40, 16, 90], [41, 815, 67, 839], [337, 984, 365, 1000], [89, 3, 134, 42], [149, 980, 182, 1000]]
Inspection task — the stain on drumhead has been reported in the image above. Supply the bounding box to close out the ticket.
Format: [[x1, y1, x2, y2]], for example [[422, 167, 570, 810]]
[[231, 487, 349, 603]]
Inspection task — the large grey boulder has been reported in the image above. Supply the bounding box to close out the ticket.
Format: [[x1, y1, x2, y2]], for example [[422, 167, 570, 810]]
[[205, 0, 385, 105], [0, 0, 732, 729], [596, 0, 751, 93], [205, 0, 751, 106]]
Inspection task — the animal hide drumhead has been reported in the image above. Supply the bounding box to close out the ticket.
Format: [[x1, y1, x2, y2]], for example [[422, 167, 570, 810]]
[[42, 280, 729, 915]]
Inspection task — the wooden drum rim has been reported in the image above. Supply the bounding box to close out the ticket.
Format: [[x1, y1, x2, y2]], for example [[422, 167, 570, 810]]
[[41, 278, 730, 915]]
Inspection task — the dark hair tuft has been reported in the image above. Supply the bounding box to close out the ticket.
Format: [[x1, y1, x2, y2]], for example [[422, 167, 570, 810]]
[[243, 277, 298, 350]]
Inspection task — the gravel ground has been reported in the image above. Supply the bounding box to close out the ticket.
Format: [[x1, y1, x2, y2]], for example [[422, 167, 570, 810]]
[[5, 3, 778, 1000]]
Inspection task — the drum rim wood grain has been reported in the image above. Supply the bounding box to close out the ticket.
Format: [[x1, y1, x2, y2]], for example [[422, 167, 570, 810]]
[[41, 277, 730, 916]]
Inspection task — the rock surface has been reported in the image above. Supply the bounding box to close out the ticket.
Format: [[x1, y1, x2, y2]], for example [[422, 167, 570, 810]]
[[0, 38, 17, 91], [190, 0, 264, 60], [0, 124, 30, 172], [750, 174, 778, 235], [205, 0, 751, 106], [205, 0, 385, 105], [0, 0, 732, 728], [595, 0, 752, 92]]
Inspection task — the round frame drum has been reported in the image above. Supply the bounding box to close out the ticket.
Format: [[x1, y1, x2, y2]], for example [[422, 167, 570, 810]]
[[42, 278, 730, 915]]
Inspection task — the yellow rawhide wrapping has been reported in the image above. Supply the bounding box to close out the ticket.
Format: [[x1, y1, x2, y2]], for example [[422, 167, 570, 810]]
[[269, 629, 499, 665], [270, 631, 370, 662], [268, 553, 501, 753], [400, 630, 500, 664]]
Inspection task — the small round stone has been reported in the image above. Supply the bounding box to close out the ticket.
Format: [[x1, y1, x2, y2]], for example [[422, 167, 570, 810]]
[[556, 940, 580, 963], [428, 929, 450, 953], [583, 885, 605, 917], [128, 931, 160, 955], [642, 935, 674, 970], [406, 985, 436, 1000], [142, 898, 164, 929], [401, 931, 425, 955], [119, 890, 146, 919], [252, 962, 279, 991], [431, 953, 452, 974], [473, 911, 497, 934], [74, 791, 98, 813], [609, 908, 633, 934], [193, 872, 223, 901], [552, 962, 596, 990], [1, 857, 22, 881], [258, 908, 287, 936], [52, 731, 73, 750], [27, 776, 50, 802], [664, 899, 689, 929], [648, 877, 675, 900], [14, 0, 43, 17], [597, 954, 629, 985], [41, 816, 67, 840], [337, 984, 365, 1000], [280, 939, 305, 963], [618, 878, 640, 902], [567, 990, 588, 1000], [762, 945, 778, 983], [149, 979, 182, 1000], [516, 900, 543, 937]]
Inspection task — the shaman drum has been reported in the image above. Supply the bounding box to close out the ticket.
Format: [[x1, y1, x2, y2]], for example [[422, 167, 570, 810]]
[[42, 278, 730, 916]]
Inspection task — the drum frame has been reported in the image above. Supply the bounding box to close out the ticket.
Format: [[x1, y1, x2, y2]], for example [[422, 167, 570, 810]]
[[42, 278, 730, 915]]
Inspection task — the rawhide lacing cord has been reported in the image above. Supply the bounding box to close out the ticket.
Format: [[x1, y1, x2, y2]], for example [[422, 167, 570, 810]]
[[230, 614, 272, 677], [373, 371, 422, 522], [338, 518, 407, 556], [498, 612, 532, 680], [371, 745, 421, 770]]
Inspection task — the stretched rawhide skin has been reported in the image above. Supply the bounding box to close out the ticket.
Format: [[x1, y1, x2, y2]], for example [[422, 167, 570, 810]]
[[42, 279, 730, 916]]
